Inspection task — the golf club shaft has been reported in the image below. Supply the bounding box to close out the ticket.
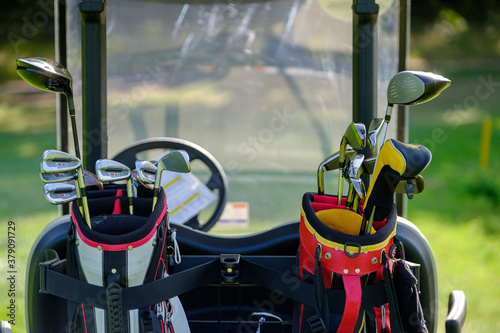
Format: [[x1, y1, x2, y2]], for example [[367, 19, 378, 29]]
[[337, 144, 346, 205], [77, 167, 91, 228], [67, 96, 81, 160], [73, 183, 84, 215], [376, 105, 393, 157], [127, 179, 134, 214]]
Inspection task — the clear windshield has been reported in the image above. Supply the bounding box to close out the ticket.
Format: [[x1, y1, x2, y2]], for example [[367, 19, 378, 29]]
[[67, 0, 400, 234]]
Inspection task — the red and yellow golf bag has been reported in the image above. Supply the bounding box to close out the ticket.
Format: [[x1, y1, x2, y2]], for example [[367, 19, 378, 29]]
[[294, 192, 428, 333]]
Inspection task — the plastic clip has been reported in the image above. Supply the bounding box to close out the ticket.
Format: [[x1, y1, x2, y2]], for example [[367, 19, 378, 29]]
[[220, 254, 240, 283]]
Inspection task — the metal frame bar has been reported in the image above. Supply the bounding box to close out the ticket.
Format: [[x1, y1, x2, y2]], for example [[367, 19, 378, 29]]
[[79, 0, 108, 172], [396, 0, 411, 217]]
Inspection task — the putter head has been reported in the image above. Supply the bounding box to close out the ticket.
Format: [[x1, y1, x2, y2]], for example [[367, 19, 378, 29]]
[[135, 160, 157, 184], [44, 183, 77, 204], [95, 159, 131, 182], [343, 122, 367, 151], [387, 70, 451, 106], [42, 150, 81, 173], [16, 57, 72, 97], [158, 150, 191, 173], [40, 163, 78, 183]]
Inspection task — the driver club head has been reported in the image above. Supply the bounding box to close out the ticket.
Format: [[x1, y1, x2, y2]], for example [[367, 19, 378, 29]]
[[16, 57, 73, 97], [41, 150, 81, 173], [44, 183, 77, 204], [387, 70, 451, 106]]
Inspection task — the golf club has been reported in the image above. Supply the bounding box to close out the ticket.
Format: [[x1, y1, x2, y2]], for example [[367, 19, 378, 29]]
[[152, 150, 191, 210], [345, 154, 366, 211], [96, 159, 134, 214], [338, 123, 366, 205], [40, 163, 78, 183], [361, 139, 432, 235], [317, 150, 356, 195], [376, 71, 451, 156], [135, 160, 158, 185], [41, 150, 91, 228], [367, 117, 384, 158], [16, 57, 81, 159], [44, 183, 77, 205]]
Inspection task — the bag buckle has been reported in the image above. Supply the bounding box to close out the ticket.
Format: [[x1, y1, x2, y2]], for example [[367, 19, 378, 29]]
[[307, 314, 327, 333]]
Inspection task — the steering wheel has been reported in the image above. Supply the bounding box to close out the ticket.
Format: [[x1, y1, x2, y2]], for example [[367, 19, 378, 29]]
[[112, 137, 228, 232]]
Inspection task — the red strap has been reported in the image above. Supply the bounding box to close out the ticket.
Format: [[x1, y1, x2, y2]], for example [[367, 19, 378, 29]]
[[112, 189, 124, 214], [337, 275, 362, 333]]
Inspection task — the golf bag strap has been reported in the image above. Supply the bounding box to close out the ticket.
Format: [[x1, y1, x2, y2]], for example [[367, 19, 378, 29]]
[[337, 274, 362, 333], [238, 257, 388, 313], [40, 257, 220, 310], [309, 245, 329, 332], [382, 255, 404, 333]]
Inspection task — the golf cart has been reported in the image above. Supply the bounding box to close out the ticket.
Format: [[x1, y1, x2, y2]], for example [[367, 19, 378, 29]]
[[20, 0, 466, 332]]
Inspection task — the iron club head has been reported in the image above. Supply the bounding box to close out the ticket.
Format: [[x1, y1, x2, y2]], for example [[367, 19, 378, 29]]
[[135, 160, 158, 185], [152, 150, 191, 210], [95, 159, 132, 183], [44, 183, 77, 204], [41, 150, 81, 173], [40, 163, 78, 183]]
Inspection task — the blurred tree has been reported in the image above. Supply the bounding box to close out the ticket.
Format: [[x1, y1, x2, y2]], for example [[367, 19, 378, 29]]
[[412, 0, 500, 28]]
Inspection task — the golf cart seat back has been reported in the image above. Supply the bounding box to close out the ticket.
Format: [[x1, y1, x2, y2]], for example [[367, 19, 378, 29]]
[[26, 212, 444, 332]]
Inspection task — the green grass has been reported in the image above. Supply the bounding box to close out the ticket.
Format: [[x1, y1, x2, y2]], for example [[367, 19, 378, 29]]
[[406, 67, 500, 331], [0, 90, 59, 330]]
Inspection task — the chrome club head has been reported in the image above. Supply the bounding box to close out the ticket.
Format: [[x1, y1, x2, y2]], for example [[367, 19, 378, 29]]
[[44, 183, 77, 204], [41, 150, 81, 173], [367, 118, 384, 158], [157, 150, 191, 174], [135, 160, 157, 184], [152, 150, 191, 210], [96, 159, 134, 214], [345, 154, 366, 210], [95, 159, 131, 183], [41, 150, 91, 228], [40, 163, 78, 183], [338, 123, 366, 204]]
